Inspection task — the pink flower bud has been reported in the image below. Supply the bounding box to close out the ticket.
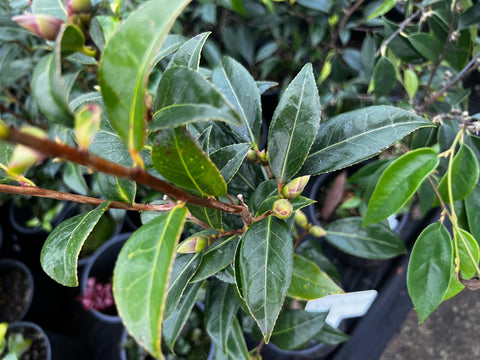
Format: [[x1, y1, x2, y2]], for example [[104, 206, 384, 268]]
[[177, 235, 211, 254], [281, 175, 311, 199], [75, 103, 101, 150], [12, 14, 64, 41], [272, 199, 293, 219], [66, 0, 92, 16]]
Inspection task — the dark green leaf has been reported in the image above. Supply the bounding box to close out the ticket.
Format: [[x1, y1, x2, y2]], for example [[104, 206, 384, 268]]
[[248, 180, 278, 214], [164, 253, 202, 319], [407, 223, 452, 323], [296, 0, 332, 12], [364, 148, 439, 226], [455, 229, 479, 280], [191, 236, 238, 282], [238, 216, 293, 342], [296, 240, 341, 283], [205, 280, 239, 354], [163, 281, 203, 351], [465, 184, 480, 245], [367, 0, 396, 20], [372, 56, 396, 97], [40, 202, 110, 287], [210, 143, 251, 183], [313, 323, 350, 345], [408, 33, 444, 62], [211, 57, 262, 145], [31, 54, 74, 126], [287, 254, 343, 300], [301, 106, 434, 175], [188, 204, 222, 229], [268, 63, 321, 183], [151, 127, 227, 196], [326, 217, 406, 259], [435, 144, 479, 206], [62, 163, 89, 196], [57, 24, 87, 58], [113, 207, 188, 358], [166, 32, 209, 70], [458, 4, 480, 29], [270, 310, 327, 350], [99, 0, 190, 154]]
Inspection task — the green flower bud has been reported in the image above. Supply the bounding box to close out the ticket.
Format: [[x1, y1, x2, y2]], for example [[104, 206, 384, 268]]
[[246, 149, 258, 162], [176, 235, 211, 254], [272, 199, 293, 219], [309, 225, 326, 238], [7, 127, 46, 176], [294, 210, 309, 229], [67, 0, 92, 15], [12, 14, 64, 41], [75, 103, 101, 150], [281, 175, 310, 199], [0, 120, 9, 139]]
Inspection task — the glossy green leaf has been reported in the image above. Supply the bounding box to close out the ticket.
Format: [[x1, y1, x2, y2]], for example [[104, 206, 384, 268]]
[[313, 323, 350, 345], [151, 67, 242, 129], [210, 143, 251, 183], [268, 63, 321, 183], [255, 196, 315, 217], [372, 56, 396, 97], [404, 68, 419, 100], [238, 216, 293, 342], [113, 206, 188, 358], [408, 33, 444, 62], [205, 280, 239, 354], [367, 0, 396, 20], [455, 229, 480, 280], [407, 223, 452, 323], [62, 163, 89, 196], [31, 54, 74, 126], [270, 310, 327, 350], [40, 202, 110, 287], [163, 253, 202, 319], [188, 204, 222, 229], [191, 236, 238, 282], [301, 106, 434, 175], [435, 144, 479, 206], [465, 184, 480, 244], [296, 240, 341, 283], [326, 217, 406, 259], [31, 0, 66, 20], [249, 180, 278, 214], [166, 32, 209, 70], [163, 281, 203, 351], [443, 265, 464, 301], [223, 317, 250, 360], [151, 127, 227, 196], [89, 119, 136, 203], [364, 148, 439, 226], [152, 34, 186, 65], [211, 57, 262, 145], [287, 254, 343, 300], [57, 24, 87, 58], [99, 0, 191, 154]]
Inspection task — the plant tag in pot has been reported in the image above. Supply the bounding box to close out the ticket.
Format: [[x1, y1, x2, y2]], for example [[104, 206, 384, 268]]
[[305, 290, 378, 328]]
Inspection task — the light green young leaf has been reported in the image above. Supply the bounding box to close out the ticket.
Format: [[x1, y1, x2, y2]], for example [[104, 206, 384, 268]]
[[31, 54, 74, 126], [166, 32, 210, 70], [300, 106, 434, 175], [455, 229, 480, 280], [238, 216, 293, 342], [268, 63, 321, 183], [371, 56, 396, 97], [407, 223, 452, 323], [151, 127, 227, 197], [326, 217, 406, 259], [113, 206, 188, 359], [40, 202, 110, 287], [99, 0, 191, 156], [287, 254, 343, 300], [364, 148, 439, 226], [367, 0, 397, 20], [465, 184, 480, 244], [211, 57, 263, 146], [404, 68, 419, 100], [435, 144, 480, 206], [151, 67, 242, 129]]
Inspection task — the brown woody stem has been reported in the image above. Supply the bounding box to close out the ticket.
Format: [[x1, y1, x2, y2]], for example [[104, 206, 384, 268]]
[[0, 126, 245, 214]]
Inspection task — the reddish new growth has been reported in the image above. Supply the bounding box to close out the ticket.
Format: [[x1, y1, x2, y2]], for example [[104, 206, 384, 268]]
[[78, 277, 114, 311]]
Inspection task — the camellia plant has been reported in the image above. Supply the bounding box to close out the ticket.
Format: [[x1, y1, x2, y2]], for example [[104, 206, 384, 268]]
[[2, 0, 480, 358]]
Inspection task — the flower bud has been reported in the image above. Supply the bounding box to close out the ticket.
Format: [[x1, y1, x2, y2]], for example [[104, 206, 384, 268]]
[[294, 210, 309, 229], [75, 103, 101, 150], [12, 14, 64, 41], [177, 235, 211, 254], [309, 225, 326, 238], [246, 149, 258, 162], [7, 127, 47, 176], [66, 0, 92, 16], [272, 199, 293, 219], [281, 175, 310, 199]]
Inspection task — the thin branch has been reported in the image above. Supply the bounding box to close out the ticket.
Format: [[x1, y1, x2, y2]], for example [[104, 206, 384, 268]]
[[0, 184, 173, 212], [375, 9, 422, 57], [0, 126, 246, 214], [419, 50, 480, 111]]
